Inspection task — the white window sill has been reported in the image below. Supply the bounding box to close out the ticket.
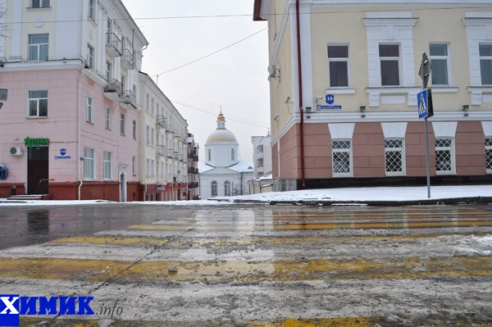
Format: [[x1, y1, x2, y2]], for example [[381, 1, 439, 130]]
[[326, 88, 356, 95]]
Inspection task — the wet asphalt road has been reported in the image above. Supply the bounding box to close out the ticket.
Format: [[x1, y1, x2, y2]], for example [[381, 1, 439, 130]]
[[0, 203, 491, 326]]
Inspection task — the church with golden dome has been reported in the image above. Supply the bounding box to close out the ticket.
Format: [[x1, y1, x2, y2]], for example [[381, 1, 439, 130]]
[[198, 112, 253, 199]]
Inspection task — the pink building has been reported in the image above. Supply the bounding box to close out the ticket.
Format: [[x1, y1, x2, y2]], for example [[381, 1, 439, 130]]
[[0, 0, 147, 200]]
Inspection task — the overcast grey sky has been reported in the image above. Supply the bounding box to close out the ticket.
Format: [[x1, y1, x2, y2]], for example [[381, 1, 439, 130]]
[[122, 0, 270, 161]]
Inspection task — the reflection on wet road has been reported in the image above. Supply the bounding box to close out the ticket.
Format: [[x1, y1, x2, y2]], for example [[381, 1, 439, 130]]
[[0, 204, 491, 326]]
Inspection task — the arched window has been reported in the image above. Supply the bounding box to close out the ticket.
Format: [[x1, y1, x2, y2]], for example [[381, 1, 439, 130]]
[[208, 149, 212, 161], [231, 149, 235, 161], [211, 181, 217, 197], [224, 181, 231, 196]]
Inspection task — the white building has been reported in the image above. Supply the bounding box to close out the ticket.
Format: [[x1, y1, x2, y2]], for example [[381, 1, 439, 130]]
[[251, 134, 272, 178], [198, 112, 253, 199]]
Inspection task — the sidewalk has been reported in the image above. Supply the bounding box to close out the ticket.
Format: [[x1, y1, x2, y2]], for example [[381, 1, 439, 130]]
[[1, 185, 492, 206]]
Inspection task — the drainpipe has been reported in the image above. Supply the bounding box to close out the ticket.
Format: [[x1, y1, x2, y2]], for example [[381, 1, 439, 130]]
[[296, 0, 306, 188], [77, 63, 85, 200]]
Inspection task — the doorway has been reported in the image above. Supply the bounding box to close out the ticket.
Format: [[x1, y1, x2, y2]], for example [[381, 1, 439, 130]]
[[27, 146, 49, 194]]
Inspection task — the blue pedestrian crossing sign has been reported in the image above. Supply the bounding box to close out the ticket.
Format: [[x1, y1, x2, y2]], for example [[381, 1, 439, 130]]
[[417, 89, 433, 119]]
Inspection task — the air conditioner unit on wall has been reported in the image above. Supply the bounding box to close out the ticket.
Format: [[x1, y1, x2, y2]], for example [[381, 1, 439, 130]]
[[10, 146, 22, 156]]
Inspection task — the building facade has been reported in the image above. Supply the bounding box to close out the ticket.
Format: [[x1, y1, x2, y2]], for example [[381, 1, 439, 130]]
[[0, 0, 190, 201], [198, 113, 253, 199], [187, 133, 199, 200], [138, 72, 188, 202], [254, 0, 492, 190]]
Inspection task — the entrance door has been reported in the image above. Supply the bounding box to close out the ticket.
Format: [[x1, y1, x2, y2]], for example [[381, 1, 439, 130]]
[[27, 146, 49, 194]]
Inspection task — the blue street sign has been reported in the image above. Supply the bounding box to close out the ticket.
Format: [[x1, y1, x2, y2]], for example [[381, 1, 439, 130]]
[[417, 89, 431, 119], [325, 94, 335, 105]]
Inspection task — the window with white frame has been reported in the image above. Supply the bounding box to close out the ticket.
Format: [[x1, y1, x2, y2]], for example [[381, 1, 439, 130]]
[[151, 127, 155, 146], [486, 137, 492, 173], [28, 90, 48, 117], [29, 34, 48, 61], [106, 18, 112, 44], [103, 151, 112, 180], [86, 44, 94, 69], [105, 61, 112, 81], [120, 114, 125, 135], [133, 120, 137, 140], [435, 138, 454, 174], [105, 107, 111, 130], [332, 140, 352, 176], [31, 0, 50, 8], [86, 97, 93, 123], [479, 44, 492, 85], [146, 159, 151, 177], [132, 156, 137, 176], [379, 44, 400, 86], [224, 181, 231, 196], [88, 0, 95, 21], [211, 181, 218, 197], [430, 43, 450, 86], [385, 138, 405, 175], [84, 147, 95, 179], [146, 125, 150, 144], [328, 45, 349, 87]]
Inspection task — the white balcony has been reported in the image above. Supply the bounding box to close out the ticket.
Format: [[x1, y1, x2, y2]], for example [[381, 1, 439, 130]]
[[121, 48, 133, 69], [106, 33, 122, 57], [104, 79, 123, 101], [120, 90, 136, 110]]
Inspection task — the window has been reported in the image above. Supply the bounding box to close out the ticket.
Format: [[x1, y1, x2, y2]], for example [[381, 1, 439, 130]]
[[435, 138, 454, 174], [224, 181, 231, 196], [211, 181, 218, 197], [231, 149, 235, 161], [208, 149, 212, 161], [133, 120, 137, 140], [84, 147, 95, 179], [103, 151, 112, 180], [28, 90, 48, 117], [486, 137, 492, 173], [132, 156, 137, 176], [332, 140, 352, 176], [385, 139, 405, 175], [88, 0, 95, 21], [31, 0, 50, 8], [120, 114, 125, 136], [105, 107, 111, 130], [146, 126, 150, 144], [29, 34, 48, 61], [105, 61, 112, 81], [430, 43, 449, 85], [479, 44, 492, 85], [106, 18, 112, 44], [151, 127, 155, 146], [328, 45, 349, 87], [86, 97, 93, 123], [86, 45, 94, 69], [379, 44, 400, 86]]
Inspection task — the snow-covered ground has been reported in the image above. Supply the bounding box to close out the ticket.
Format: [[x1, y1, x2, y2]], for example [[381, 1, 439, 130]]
[[0, 185, 491, 206]]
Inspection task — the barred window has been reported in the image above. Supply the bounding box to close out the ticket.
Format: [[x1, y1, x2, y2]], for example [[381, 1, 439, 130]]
[[385, 139, 405, 175], [435, 138, 454, 174], [332, 140, 352, 176], [486, 137, 492, 173]]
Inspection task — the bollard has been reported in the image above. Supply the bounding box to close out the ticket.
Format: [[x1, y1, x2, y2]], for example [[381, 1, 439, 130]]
[[10, 185, 16, 196]]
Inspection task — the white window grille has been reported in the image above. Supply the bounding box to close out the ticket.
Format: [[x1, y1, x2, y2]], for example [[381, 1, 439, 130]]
[[435, 138, 454, 174], [486, 137, 492, 173], [385, 139, 405, 175], [332, 140, 352, 176]]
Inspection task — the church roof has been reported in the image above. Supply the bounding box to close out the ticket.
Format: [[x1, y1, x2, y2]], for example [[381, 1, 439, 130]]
[[206, 129, 238, 143], [206, 112, 238, 143], [198, 160, 253, 173]]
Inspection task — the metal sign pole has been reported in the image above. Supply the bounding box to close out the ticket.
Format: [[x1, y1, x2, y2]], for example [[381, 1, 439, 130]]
[[425, 117, 431, 198], [418, 53, 432, 199]]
